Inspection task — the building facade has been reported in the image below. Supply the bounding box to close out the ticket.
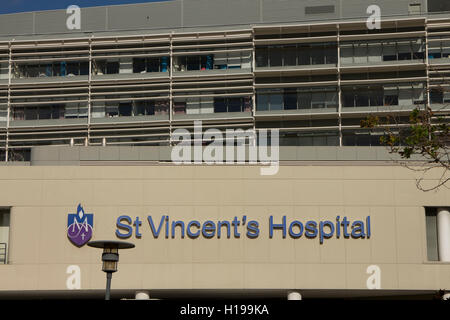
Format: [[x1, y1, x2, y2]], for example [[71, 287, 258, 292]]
[[0, 0, 449, 300]]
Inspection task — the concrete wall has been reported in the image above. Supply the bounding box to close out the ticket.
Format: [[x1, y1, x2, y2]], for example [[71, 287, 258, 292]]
[[0, 163, 448, 295]]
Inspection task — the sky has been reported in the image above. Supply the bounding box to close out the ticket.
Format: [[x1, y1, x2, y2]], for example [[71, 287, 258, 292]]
[[1, 0, 168, 15]]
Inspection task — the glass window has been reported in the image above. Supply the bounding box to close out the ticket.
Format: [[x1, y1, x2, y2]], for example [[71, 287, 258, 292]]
[[297, 45, 311, 65], [383, 42, 397, 61], [425, 208, 439, 261], [187, 56, 200, 71], [214, 98, 227, 113], [228, 98, 242, 112], [298, 91, 312, 109], [311, 44, 325, 65], [311, 92, 325, 108], [133, 58, 145, 73], [256, 48, 268, 67], [430, 89, 443, 104], [119, 103, 132, 116], [39, 106, 52, 119], [283, 46, 297, 66], [106, 62, 119, 74], [354, 43, 368, 63], [369, 89, 384, 106], [325, 45, 337, 64], [343, 91, 355, 107], [398, 42, 412, 60], [325, 90, 338, 108], [368, 43, 382, 62], [147, 58, 160, 72], [283, 89, 297, 109], [80, 62, 89, 76], [257, 94, 269, 111], [270, 93, 283, 110], [355, 90, 369, 107], [384, 95, 399, 106], [0, 208, 10, 265], [24, 108, 38, 120], [269, 47, 282, 67]]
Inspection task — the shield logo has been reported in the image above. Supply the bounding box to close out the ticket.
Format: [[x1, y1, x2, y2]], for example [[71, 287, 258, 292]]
[[67, 204, 94, 247]]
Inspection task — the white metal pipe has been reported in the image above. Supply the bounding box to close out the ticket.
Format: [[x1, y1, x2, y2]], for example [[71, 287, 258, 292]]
[[437, 208, 450, 262]]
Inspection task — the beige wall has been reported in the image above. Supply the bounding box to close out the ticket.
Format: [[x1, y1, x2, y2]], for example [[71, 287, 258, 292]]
[[0, 164, 449, 294]]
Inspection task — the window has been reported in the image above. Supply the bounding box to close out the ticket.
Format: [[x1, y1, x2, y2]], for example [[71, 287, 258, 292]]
[[269, 47, 283, 67], [284, 89, 297, 110], [256, 48, 269, 67], [425, 207, 450, 262], [430, 89, 443, 104], [134, 101, 155, 116], [0, 208, 10, 265]]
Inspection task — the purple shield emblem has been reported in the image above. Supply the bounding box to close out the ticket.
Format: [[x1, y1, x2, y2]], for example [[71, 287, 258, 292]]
[[67, 204, 94, 247]]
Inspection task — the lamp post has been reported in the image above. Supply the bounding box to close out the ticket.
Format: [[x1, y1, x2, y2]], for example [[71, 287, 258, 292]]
[[87, 240, 135, 300]]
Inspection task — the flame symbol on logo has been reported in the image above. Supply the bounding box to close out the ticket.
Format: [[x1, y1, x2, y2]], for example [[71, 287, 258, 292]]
[[67, 204, 93, 247]]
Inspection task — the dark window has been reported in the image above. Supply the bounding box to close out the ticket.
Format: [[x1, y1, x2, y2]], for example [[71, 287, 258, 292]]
[[311, 45, 325, 65], [284, 89, 297, 110], [298, 92, 312, 109], [297, 45, 311, 65], [119, 103, 132, 117], [228, 98, 242, 112], [430, 90, 443, 104], [343, 92, 355, 107], [80, 62, 89, 75], [256, 48, 269, 67], [269, 47, 282, 67], [369, 90, 384, 106], [283, 46, 297, 66], [187, 56, 200, 71], [385, 95, 399, 106], [398, 52, 412, 60], [133, 58, 146, 73], [106, 62, 119, 74], [355, 91, 369, 107], [214, 98, 227, 113]]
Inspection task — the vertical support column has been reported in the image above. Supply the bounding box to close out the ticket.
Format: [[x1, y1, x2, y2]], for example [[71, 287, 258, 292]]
[[87, 36, 93, 147], [287, 291, 302, 300], [337, 23, 342, 147], [5, 40, 12, 162], [437, 208, 450, 262], [251, 28, 257, 147], [169, 32, 174, 146]]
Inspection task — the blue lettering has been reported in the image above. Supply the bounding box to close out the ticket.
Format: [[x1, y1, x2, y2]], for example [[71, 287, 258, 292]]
[[269, 215, 286, 238], [246, 220, 259, 238], [147, 215, 165, 238], [187, 220, 201, 238], [202, 220, 216, 238], [289, 220, 304, 238], [351, 220, 366, 238], [305, 221, 318, 238], [116, 215, 132, 239], [319, 220, 335, 244]]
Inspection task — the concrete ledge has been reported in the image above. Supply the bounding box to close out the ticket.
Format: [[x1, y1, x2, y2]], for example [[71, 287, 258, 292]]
[[28, 145, 433, 165]]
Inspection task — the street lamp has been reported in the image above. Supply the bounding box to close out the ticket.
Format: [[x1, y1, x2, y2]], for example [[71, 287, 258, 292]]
[[87, 240, 135, 300]]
